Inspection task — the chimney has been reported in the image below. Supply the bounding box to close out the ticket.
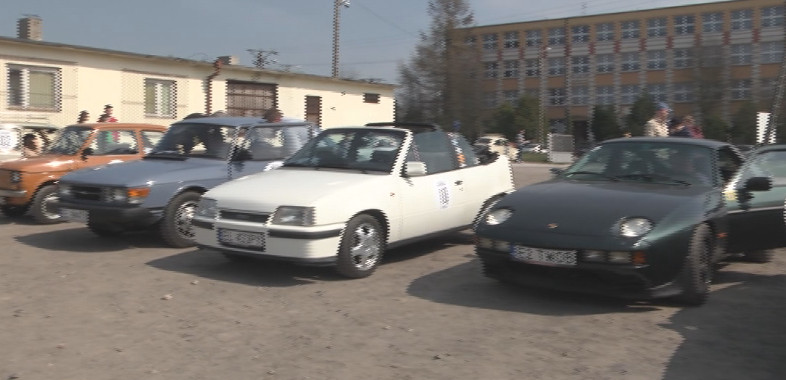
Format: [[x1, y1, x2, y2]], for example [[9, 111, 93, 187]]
[[217, 55, 238, 65], [17, 16, 42, 41]]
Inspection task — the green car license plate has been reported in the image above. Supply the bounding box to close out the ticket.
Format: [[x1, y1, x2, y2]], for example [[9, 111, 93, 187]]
[[512, 246, 577, 266]]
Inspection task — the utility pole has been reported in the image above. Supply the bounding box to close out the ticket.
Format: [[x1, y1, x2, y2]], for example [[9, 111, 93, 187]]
[[332, 0, 350, 78], [764, 0, 786, 144]]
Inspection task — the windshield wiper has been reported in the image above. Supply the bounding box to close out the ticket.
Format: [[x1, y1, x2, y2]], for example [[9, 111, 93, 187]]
[[613, 173, 691, 186], [564, 171, 619, 181]]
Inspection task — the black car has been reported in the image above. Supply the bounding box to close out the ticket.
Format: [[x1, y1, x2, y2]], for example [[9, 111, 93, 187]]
[[474, 137, 785, 305]]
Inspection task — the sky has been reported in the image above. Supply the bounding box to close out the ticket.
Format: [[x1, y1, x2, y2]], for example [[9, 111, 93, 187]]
[[2, 0, 730, 85]]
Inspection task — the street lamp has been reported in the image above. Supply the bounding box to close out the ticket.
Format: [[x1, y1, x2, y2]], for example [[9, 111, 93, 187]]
[[538, 46, 552, 146], [332, 0, 351, 78]]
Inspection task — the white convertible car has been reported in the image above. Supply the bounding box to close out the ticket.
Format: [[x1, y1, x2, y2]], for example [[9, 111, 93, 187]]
[[192, 122, 515, 278]]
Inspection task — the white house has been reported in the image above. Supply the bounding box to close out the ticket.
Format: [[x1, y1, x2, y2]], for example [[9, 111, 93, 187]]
[[0, 17, 396, 128]]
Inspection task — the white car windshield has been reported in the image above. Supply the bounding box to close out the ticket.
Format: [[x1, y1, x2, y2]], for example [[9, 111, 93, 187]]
[[283, 129, 405, 172]]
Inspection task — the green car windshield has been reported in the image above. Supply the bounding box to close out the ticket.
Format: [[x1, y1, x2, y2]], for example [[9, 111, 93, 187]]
[[563, 141, 716, 186]]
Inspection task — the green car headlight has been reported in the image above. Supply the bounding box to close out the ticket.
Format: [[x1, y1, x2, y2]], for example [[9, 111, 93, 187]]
[[619, 217, 653, 238], [272, 206, 315, 226], [195, 198, 218, 219], [484, 208, 513, 225]]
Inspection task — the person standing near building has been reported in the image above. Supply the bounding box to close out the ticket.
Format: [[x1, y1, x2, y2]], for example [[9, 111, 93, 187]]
[[644, 102, 671, 137], [77, 110, 90, 123], [683, 115, 704, 138], [97, 104, 118, 122]]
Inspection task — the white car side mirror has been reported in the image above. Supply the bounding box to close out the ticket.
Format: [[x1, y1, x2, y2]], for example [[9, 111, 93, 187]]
[[404, 161, 427, 177]]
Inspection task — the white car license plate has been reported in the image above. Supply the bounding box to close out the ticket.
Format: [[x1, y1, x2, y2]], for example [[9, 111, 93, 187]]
[[60, 208, 89, 224], [218, 229, 265, 249], [512, 246, 577, 266]]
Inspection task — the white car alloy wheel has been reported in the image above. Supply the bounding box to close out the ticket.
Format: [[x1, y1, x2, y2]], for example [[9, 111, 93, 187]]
[[336, 214, 384, 278]]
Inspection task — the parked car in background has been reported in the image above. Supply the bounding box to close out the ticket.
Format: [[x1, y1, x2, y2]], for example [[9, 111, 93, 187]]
[[192, 122, 515, 278], [56, 117, 319, 247], [519, 142, 547, 154], [0, 123, 167, 223], [0, 121, 58, 161], [474, 137, 786, 305], [474, 134, 519, 161]]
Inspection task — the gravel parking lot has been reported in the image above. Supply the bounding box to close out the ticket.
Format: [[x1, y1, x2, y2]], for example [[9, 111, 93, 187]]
[[2, 163, 785, 380]]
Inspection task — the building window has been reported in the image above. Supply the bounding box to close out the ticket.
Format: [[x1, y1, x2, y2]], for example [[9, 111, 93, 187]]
[[572, 55, 590, 74], [363, 93, 380, 104], [524, 59, 540, 77], [596, 22, 615, 42], [572, 25, 590, 43], [703, 12, 723, 33], [761, 41, 784, 64], [548, 27, 566, 45], [673, 82, 694, 103], [646, 50, 667, 70], [620, 84, 640, 104], [482, 33, 498, 50], [621, 20, 640, 39], [571, 86, 589, 105], [503, 60, 519, 78], [673, 48, 693, 68], [548, 88, 566, 105], [730, 43, 753, 65], [596, 85, 614, 105], [6, 64, 61, 110], [620, 52, 640, 71], [647, 17, 667, 38], [596, 53, 615, 73], [464, 35, 476, 47], [503, 90, 519, 104], [484, 61, 499, 78], [525, 30, 542, 47], [731, 9, 753, 30], [144, 78, 176, 117], [674, 15, 695, 35], [504, 31, 519, 49], [762, 6, 785, 28], [731, 79, 751, 100], [646, 83, 668, 103], [547, 57, 565, 76], [483, 92, 497, 108], [305, 95, 322, 125]]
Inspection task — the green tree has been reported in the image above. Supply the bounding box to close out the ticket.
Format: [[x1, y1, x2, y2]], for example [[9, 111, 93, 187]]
[[397, 0, 475, 128], [701, 114, 729, 141], [485, 94, 541, 142], [591, 105, 621, 141], [730, 101, 759, 144], [625, 93, 655, 136]]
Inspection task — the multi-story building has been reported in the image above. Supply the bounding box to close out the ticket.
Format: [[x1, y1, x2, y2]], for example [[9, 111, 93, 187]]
[[456, 0, 785, 143], [1, 17, 395, 129]]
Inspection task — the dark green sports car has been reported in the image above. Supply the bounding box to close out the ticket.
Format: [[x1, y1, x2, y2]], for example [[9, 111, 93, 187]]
[[474, 137, 786, 305]]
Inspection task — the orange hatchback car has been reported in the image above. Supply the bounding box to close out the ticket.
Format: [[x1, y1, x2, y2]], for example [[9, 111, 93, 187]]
[[0, 123, 167, 223]]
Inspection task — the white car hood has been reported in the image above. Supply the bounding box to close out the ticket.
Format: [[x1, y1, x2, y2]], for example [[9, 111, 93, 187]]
[[205, 167, 391, 211]]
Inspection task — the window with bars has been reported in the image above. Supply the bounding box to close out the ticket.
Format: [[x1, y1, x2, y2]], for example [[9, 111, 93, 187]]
[[673, 82, 694, 103], [646, 50, 667, 70], [524, 59, 540, 77], [620, 52, 640, 71], [503, 90, 519, 104], [305, 95, 321, 125], [572, 56, 590, 74], [731, 9, 753, 30], [548, 88, 566, 105], [503, 60, 519, 78], [730, 43, 753, 65], [762, 6, 785, 28], [144, 78, 176, 118], [547, 57, 565, 76], [596, 22, 614, 42], [647, 17, 667, 37], [702, 12, 723, 33], [620, 84, 639, 104], [525, 30, 542, 47], [673, 48, 693, 68], [548, 27, 566, 45], [6, 64, 61, 111], [226, 80, 277, 117], [621, 20, 640, 39], [572, 25, 590, 43], [646, 83, 668, 102], [363, 93, 380, 103], [596, 86, 615, 105], [484, 61, 499, 78], [571, 86, 589, 105], [504, 31, 519, 49], [482, 33, 498, 50], [674, 15, 695, 35], [761, 41, 784, 64], [596, 53, 615, 73], [730, 79, 752, 100]]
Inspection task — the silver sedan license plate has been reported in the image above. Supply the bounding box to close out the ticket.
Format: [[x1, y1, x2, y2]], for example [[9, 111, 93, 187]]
[[61, 208, 88, 224], [218, 229, 264, 249], [512, 246, 577, 266]]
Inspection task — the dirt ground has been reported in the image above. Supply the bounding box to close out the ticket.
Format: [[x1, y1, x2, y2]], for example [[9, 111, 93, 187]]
[[1, 164, 786, 380]]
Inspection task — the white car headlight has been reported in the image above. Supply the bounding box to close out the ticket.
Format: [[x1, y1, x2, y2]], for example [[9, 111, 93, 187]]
[[619, 217, 653, 238], [484, 208, 513, 225], [272, 206, 315, 226], [195, 198, 218, 219]]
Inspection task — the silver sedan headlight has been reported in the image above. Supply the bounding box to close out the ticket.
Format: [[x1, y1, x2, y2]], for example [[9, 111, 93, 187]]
[[484, 208, 513, 225], [618, 217, 653, 238], [272, 206, 315, 226], [195, 198, 218, 219]]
